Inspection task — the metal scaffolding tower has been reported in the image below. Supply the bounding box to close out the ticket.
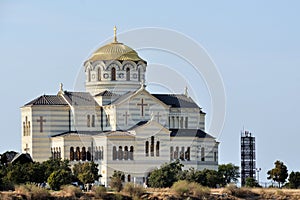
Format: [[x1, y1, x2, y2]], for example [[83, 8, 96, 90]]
[[241, 130, 256, 186]]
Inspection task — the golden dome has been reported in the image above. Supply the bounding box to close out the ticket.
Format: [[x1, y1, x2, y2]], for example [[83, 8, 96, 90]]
[[87, 42, 145, 62]]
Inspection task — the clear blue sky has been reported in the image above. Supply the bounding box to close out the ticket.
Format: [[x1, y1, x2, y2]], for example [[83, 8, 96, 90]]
[[1, 1, 300, 184]]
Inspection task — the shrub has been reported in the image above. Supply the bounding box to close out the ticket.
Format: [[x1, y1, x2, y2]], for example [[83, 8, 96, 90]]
[[15, 184, 50, 200], [189, 182, 210, 198], [61, 185, 83, 198], [123, 182, 145, 198], [92, 185, 107, 199], [171, 180, 190, 197], [223, 184, 257, 198]]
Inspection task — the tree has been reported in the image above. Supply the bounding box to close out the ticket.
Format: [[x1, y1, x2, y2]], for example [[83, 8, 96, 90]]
[[245, 177, 260, 187], [267, 160, 288, 188], [203, 169, 223, 188], [288, 171, 300, 189], [73, 162, 100, 184], [148, 160, 183, 188], [109, 171, 124, 192], [42, 158, 70, 181], [47, 169, 73, 190], [218, 163, 240, 185]]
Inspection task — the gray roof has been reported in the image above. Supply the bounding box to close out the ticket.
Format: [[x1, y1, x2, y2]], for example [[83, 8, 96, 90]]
[[52, 130, 134, 137], [127, 121, 149, 130], [110, 91, 136, 105], [63, 91, 99, 106], [95, 90, 119, 97], [170, 129, 215, 139], [11, 153, 33, 164], [152, 94, 200, 108], [51, 130, 106, 137], [25, 95, 68, 106]]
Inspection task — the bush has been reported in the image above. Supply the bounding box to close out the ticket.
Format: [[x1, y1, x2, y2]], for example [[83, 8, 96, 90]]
[[92, 185, 107, 199], [171, 180, 189, 197], [61, 185, 83, 198], [189, 182, 210, 198], [47, 169, 73, 190], [172, 180, 210, 198], [223, 184, 257, 198], [109, 171, 125, 192], [123, 182, 145, 198], [15, 184, 50, 200]]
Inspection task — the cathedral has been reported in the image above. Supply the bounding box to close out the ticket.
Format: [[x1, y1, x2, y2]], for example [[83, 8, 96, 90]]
[[21, 27, 219, 186]]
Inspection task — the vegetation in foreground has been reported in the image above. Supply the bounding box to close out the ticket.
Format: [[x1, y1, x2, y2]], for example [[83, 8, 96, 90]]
[[2, 184, 300, 200], [1, 151, 300, 199]]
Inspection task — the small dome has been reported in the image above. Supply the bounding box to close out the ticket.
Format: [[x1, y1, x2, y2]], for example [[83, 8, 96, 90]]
[[87, 42, 145, 62]]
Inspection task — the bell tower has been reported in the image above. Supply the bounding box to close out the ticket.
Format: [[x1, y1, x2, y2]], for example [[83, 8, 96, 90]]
[[84, 27, 147, 96]]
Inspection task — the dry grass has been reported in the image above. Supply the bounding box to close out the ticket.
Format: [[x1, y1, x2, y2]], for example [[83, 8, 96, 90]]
[[60, 185, 83, 198], [15, 184, 50, 200], [123, 182, 145, 198], [171, 180, 210, 199], [92, 185, 107, 199]]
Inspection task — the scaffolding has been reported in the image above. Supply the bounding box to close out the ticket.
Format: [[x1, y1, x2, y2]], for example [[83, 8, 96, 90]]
[[241, 131, 256, 186]]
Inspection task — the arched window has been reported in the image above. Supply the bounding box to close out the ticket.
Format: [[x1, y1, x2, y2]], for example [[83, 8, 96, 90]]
[[126, 68, 130, 81], [175, 146, 179, 159], [106, 114, 110, 127], [98, 68, 101, 81], [150, 136, 154, 157], [118, 146, 123, 160], [76, 147, 81, 161], [70, 147, 74, 161], [185, 147, 190, 161], [112, 146, 117, 160], [124, 146, 128, 160], [87, 115, 90, 127], [180, 147, 185, 160], [23, 122, 26, 136], [51, 148, 54, 159], [145, 141, 149, 157], [201, 147, 205, 161], [180, 117, 184, 128], [111, 67, 116, 81], [81, 147, 86, 161], [58, 147, 61, 159], [87, 147, 91, 161], [94, 147, 98, 161], [172, 116, 175, 128], [170, 146, 174, 160], [129, 146, 134, 160], [53, 148, 58, 159], [127, 174, 131, 182], [156, 141, 160, 157], [185, 117, 188, 128], [28, 122, 30, 135], [91, 115, 95, 127]]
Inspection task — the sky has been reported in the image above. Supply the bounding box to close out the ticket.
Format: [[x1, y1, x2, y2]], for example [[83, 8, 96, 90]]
[[1, 1, 300, 184]]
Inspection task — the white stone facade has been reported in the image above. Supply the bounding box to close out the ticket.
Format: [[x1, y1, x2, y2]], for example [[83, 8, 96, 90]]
[[21, 35, 219, 186]]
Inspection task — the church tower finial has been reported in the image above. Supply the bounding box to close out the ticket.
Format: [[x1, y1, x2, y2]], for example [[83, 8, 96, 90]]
[[58, 83, 64, 95], [113, 26, 118, 43], [184, 86, 188, 97]]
